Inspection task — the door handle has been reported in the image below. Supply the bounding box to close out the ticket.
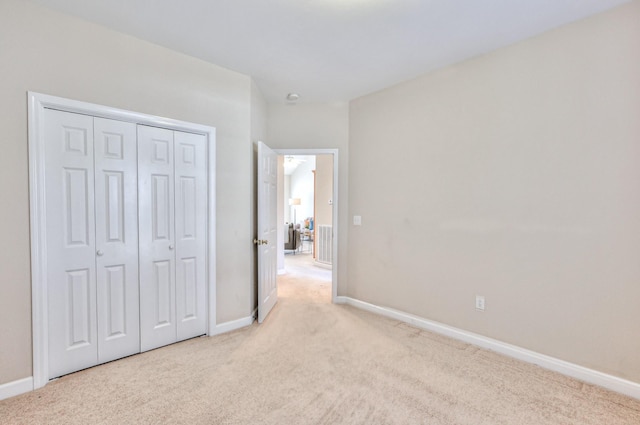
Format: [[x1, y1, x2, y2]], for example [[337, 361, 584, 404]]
[[96, 250, 104, 256], [169, 244, 174, 250]]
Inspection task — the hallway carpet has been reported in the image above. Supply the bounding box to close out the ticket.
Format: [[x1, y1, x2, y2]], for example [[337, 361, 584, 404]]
[[1, 257, 639, 424]]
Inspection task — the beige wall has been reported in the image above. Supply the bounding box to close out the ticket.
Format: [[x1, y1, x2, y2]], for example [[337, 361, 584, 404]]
[[349, 1, 640, 382], [314, 154, 334, 262], [0, 0, 255, 385], [315, 155, 334, 227], [3, 0, 636, 391], [267, 103, 349, 294]]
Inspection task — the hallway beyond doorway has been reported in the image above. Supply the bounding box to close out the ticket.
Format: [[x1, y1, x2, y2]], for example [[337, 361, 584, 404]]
[[275, 148, 339, 303], [283, 252, 331, 284]]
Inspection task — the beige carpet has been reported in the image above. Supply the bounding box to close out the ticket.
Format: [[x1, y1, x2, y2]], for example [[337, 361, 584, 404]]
[[2, 254, 639, 424]]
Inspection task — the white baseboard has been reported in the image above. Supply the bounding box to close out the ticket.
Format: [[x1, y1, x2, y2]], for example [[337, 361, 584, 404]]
[[1, 312, 257, 400], [335, 296, 640, 400], [0, 376, 33, 401], [313, 261, 332, 270], [209, 308, 257, 336]]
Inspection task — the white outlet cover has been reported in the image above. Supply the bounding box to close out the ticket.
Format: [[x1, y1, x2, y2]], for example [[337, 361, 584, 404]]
[[353, 215, 362, 226], [475, 295, 485, 311]]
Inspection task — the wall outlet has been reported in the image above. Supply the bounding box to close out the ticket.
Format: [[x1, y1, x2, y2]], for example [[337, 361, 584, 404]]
[[475, 295, 485, 311]]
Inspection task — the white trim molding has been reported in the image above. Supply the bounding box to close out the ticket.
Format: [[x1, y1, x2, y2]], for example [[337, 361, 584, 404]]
[[28, 92, 217, 390], [335, 296, 640, 400], [210, 309, 257, 336], [0, 377, 34, 401]]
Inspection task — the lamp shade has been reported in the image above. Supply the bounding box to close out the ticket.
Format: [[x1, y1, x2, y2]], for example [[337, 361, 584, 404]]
[[289, 198, 301, 206]]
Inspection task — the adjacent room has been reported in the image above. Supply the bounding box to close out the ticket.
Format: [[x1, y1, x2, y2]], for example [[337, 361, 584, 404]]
[[1, 0, 639, 423], [282, 154, 334, 269]]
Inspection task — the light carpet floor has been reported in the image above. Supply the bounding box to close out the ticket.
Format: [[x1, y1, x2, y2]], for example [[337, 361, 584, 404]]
[[1, 254, 639, 424]]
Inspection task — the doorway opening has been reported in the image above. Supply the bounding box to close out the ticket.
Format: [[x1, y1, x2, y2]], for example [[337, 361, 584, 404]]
[[275, 149, 338, 303]]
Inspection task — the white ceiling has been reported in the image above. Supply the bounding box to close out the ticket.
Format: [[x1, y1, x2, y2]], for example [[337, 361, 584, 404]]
[[31, 0, 630, 104]]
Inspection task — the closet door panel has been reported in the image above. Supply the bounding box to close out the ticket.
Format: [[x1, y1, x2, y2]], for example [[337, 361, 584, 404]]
[[94, 117, 140, 363], [174, 131, 207, 340], [44, 109, 98, 378], [138, 125, 176, 351]]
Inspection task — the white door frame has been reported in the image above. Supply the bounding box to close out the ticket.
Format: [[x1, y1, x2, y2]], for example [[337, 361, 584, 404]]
[[28, 92, 217, 389], [275, 149, 339, 302]]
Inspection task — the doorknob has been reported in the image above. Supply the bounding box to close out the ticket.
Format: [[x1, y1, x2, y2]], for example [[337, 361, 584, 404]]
[[96, 250, 104, 256], [169, 244, 174, 250]]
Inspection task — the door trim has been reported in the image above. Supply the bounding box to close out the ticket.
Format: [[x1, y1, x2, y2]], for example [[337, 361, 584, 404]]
[[28, 92, 217, 389], [275, 149, 339, 303]]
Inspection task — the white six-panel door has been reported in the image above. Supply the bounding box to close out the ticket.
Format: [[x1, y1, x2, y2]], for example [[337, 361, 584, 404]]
[[257, 142, 278, 323], [138, 125, 207, 352], [93, 117, 140, 364], [45, 110, 207, 377], [138, 125, 177, 351], [45, 109, 99, 378], [30, 93, 216, 387], [45, 110, 141, 378], [174, 131, 207, 341]]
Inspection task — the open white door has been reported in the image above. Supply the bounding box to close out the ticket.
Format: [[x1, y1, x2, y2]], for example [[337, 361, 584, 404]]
[[256, 142, 278, 323]]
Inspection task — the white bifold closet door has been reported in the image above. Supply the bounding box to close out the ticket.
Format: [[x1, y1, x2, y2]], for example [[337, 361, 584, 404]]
[[45, 109, 139, 379], [137, 125, 207, 352]]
